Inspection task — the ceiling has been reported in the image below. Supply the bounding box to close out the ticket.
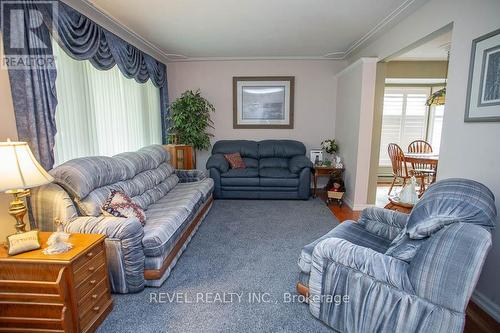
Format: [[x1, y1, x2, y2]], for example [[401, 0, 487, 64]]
[[392, 30, 452, 61], [86, 0, 430, 61]]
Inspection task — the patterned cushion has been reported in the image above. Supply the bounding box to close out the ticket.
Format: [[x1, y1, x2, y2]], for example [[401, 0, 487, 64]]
[[102, 190, 146, 226], [224, 152, 246, 169]]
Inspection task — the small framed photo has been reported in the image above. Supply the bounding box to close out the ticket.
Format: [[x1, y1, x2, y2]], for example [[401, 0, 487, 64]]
[[465, 28, 500, 122], [233, 76, 294, 128]]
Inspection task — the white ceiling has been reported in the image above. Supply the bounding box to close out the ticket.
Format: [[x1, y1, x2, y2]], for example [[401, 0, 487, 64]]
[[392, 30, 452, 61], [86, 0, 430, 61]]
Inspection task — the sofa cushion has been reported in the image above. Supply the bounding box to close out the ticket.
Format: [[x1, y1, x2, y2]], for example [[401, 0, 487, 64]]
[[298, 221, 392, 274], [51, 145, 175, 216], [142, 186, 203, 257], [221, 177, 260, 187], [175, 178, 214, 202], [260, 178, 299, 187], [242, 157, 258, 169], [259, 167, 298, 179], [78, 164, 178, 216], [143, 205, 191, 257], [259, 157, 289, 169], [221, 168, 259, 178], [212, 140, 259, 159], [51, 145, 168, 200], [258, 140, 306, 158]]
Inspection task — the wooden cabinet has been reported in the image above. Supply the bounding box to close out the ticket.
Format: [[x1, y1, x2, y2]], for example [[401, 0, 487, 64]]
[[0, 233, 113, 332], [164, 144, 194, 169]]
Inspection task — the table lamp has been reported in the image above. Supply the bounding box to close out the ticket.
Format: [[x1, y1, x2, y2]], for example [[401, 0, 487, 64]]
[[0, 140, 54, 233]]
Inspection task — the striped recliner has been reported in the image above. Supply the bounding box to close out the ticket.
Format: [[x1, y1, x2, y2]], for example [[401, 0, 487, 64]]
[[299, 178, 497, 333]]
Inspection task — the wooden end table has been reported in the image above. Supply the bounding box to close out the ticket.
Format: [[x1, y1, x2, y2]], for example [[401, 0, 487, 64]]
[[164, 144, 194, 169], [0, 232, 113, 332], [312, 166, 344, 198]]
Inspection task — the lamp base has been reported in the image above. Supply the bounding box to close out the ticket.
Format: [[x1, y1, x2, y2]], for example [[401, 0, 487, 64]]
[[6, 189, 30, 234]]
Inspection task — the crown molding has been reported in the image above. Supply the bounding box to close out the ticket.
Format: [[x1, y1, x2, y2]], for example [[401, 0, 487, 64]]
[[168, 56, 343, 63], [341, 0, 421, 59], [63, 0, 426, 63]]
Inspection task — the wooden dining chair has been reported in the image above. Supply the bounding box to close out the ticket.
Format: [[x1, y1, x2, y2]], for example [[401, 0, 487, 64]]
[[387, 143, 411, 196], [408, 140, 437, 192]]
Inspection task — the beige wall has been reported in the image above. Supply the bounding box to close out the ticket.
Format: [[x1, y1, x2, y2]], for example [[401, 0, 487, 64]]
[[167, 59, 346, 170], [385, 61, 448, 78], [348, 0, 500, 319], [334, 58, 377, 210], [0, 34, 19, 240]]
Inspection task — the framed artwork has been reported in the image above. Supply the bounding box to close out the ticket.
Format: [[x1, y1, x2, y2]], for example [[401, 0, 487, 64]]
[[233, 76, 294, 128], [465, 28, 500, 122]]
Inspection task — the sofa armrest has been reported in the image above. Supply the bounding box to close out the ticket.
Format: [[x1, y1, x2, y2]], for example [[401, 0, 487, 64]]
[[176, 169, 207, 183], [312, 237, 414, 292], [357, 207, 409, 241], [65, 216, 145, 293], [289, 155, 313, 174], [206, 154, 229, 173]]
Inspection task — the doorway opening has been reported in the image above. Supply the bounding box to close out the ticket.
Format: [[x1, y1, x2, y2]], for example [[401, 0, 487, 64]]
[[368, 25, 453, 208]]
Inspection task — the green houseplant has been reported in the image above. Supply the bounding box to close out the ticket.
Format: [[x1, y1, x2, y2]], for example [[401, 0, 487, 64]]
[[168, 89, 215, 167]]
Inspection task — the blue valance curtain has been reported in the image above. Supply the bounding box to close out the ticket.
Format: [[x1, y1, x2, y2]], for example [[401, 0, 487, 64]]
[[2, 0, 168, 169]]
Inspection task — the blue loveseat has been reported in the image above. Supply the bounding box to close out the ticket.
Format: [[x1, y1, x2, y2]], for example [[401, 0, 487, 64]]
[[206, 140, 313, 199]]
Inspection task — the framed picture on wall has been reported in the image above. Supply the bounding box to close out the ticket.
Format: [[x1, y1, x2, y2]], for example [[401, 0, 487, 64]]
[[465, 28, 500, 122], [233, 76, 294, 128]]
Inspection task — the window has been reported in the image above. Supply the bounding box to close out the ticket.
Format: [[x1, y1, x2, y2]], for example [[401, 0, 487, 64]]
[[52, 41, 162, 166], [426, 86, 445, 154], [379, 87, 432, 166]]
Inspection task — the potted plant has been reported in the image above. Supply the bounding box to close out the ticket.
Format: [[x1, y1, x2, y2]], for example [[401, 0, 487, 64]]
[[168, 89, 215, 167], [321, 138, 338, 163], [321, 139, 338, 155]]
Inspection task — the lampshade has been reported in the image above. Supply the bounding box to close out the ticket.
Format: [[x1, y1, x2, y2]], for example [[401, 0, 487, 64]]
[[0, 141, 54, 192], [426, 87, 446, 106]]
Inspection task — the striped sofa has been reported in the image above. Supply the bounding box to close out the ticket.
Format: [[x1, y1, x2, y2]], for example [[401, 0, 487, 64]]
[[32, 145, 214, 293], [297, 178, 496, 333]]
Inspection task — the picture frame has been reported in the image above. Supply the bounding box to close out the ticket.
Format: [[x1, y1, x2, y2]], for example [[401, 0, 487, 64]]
[[465, 28, 500, 122], [233, 76, 294, 129]]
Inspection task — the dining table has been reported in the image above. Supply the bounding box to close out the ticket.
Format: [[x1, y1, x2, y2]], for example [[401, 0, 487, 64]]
[[404, 152, 439, 183]]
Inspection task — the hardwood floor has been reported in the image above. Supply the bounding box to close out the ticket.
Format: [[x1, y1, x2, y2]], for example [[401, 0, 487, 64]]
[[317, 191, 360, 222], [315, 191, 499, 333]]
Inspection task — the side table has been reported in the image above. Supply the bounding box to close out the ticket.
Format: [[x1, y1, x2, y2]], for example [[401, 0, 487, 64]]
[[164, 144, 194, 170], [312, 166, 344, 198], [0, 232, 113, 332]]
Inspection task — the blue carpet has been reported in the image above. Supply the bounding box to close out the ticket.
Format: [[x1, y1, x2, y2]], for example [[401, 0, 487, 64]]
[[98, 199, 339, 332]]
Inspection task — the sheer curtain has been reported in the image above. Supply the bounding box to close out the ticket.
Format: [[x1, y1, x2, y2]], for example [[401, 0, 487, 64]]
[[53, 41, 162, 166]]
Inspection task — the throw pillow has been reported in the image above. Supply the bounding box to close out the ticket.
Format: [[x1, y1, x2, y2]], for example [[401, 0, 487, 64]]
[[224, 152, 246, 169], [101, 190, 146, 226]]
